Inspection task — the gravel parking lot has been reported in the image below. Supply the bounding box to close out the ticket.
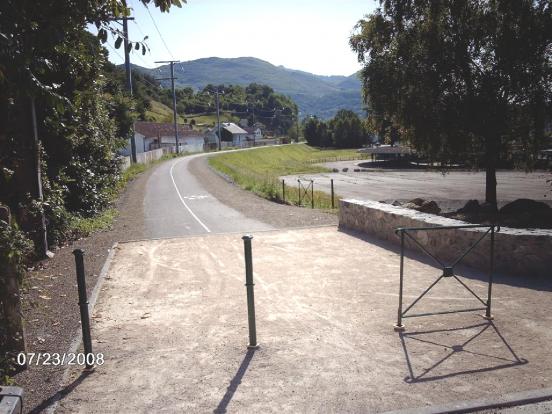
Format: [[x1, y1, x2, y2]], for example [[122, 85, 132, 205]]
[[283, 163, 552, 211]]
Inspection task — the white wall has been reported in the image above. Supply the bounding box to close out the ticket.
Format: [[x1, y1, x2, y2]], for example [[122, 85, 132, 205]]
[[180, 141, 204, 153], [135, 148, 165, 164], [121, 133, 147, 156]]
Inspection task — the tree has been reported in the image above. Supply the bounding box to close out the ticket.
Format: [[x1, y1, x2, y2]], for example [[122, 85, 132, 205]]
[[0, 0, 183, 241], [304, 117, 330, 147], [350, 0, 552, 206], [329, 109, 366, 148]]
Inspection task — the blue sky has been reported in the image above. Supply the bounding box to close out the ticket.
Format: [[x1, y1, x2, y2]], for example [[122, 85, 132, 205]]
[[103, 0, 377, 76]]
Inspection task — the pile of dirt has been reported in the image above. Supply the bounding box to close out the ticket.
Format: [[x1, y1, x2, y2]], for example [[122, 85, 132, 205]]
[[446, 198, 552, 228], [398, 198, 442, 215], [393, 198, 552, 229]]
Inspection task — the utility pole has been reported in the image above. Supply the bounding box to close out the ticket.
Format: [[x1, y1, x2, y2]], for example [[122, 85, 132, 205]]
[[215, 88, 222, 151], [296, 111, 301, 143], [156, 60, 180, 154], [109, 7, 137, 163], [30, 97, 51, 258]]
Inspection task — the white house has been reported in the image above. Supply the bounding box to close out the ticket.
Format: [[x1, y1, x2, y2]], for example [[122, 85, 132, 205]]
[[204, 122, 249, 149], [243, 127, 263, 143], [122, 121, 204, 155]]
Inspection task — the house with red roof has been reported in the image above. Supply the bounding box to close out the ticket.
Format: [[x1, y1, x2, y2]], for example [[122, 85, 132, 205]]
[[121, 121, 205, 155]]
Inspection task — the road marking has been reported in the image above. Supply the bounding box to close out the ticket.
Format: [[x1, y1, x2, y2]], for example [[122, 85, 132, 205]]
[[169, 158, 211, 233], [182, 194, 210, 200]]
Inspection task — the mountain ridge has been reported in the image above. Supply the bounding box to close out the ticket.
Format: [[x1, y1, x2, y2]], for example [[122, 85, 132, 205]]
[[130, 57, 363, 119]]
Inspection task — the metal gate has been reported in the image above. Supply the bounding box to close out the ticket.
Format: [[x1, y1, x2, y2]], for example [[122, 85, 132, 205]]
[[394, 224, 500, 331], [297, 179, 314, 209]]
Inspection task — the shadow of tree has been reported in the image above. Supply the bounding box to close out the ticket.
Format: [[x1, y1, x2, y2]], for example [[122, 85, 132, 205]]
[[339, 227, 552, 292]]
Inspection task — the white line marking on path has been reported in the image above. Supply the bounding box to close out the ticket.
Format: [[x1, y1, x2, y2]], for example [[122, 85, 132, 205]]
[[169, 158, 211, 233]]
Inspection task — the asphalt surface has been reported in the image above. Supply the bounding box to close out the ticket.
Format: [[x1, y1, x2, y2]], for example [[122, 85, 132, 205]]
[[283, 164, 552, 211], [144, 153, 273, 238]]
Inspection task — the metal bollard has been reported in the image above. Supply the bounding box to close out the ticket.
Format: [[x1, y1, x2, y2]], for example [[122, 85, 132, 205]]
[[282, 179, 286, 203], [331, 179, 335, 209], [297, 180, 301, 205], [73, 249, 94, 370], [311, 180, 314, 209], [242, 235, 259, 349], [484, 226, 495, 320], [394, 231, 406, 332]]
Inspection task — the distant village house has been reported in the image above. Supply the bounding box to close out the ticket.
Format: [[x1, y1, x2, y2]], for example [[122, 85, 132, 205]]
[[121, 121, 205, 156], [205, 122, 256, 149]]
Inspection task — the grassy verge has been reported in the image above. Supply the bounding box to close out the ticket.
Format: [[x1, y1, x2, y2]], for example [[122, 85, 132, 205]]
[[208, 144, 363, 210]]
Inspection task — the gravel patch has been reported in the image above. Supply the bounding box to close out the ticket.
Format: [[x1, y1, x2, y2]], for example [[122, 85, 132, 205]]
[[188, 155, 338, 229]]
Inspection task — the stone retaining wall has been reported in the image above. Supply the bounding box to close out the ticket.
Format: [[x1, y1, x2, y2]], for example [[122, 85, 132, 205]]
[[339, 199, 552, 277]]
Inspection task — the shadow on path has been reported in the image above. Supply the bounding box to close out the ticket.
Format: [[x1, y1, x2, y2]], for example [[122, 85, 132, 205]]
[[213, 349, 256, 414], [399, 321, 527, 383], [28, 370, 93, 414]]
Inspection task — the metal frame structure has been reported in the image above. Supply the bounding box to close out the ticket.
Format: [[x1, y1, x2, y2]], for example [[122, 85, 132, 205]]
[[297, 179, 314, 209], [394, 224, 500, 331]]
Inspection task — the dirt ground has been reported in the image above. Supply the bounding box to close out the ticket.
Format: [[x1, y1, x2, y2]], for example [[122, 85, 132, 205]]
[[54, 227, 552, 413], [13, 165, 151, 414], [13, 154, 337, 413]]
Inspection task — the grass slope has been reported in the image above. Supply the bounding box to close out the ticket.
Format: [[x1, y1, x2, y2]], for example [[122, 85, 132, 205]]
[[146, 100, 187, 123], [209, 144, 364, 209], [146, 100, 239, 127]]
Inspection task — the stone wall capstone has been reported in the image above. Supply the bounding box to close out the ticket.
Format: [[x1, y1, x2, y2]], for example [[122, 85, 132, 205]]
[[338, 199, 552, 277]]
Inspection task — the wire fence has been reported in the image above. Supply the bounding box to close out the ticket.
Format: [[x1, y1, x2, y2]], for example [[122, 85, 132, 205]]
[[280, 178, 337, 210], [305, 154, 371, 164]]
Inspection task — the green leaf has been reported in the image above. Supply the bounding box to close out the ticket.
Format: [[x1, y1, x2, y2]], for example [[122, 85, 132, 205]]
[[98, 29, 108, 43]]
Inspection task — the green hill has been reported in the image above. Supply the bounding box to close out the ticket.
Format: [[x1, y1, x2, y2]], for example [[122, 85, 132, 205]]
[[131, 57, 363, 119]]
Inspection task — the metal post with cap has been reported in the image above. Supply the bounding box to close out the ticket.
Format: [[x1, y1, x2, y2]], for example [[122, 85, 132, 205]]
[[242, 235, 259, 349], [73, 249, 94, 370]]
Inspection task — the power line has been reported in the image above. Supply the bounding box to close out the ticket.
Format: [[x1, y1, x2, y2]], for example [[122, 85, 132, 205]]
[[106, 42, 124, 61], [145, 5, 174, 59], [132, 19, 147, 39], [131, 20, 153, 67], [134, 48, 153, 68], [155, 60, 180, 152], [110, 44, 160, 89]]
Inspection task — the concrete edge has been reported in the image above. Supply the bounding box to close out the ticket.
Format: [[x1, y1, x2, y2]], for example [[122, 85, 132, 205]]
[[117, 224, 339, 245], [44, 242, 119, 414], [381, 387, 552, 414]]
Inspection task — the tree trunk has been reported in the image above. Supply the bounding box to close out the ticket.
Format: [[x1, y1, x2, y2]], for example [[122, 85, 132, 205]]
[[485, 163, 497, 207], [484, 132, 500, 209]]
